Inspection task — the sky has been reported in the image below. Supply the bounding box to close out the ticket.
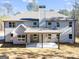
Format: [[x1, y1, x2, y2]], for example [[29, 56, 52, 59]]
[[0, 0, 74, 13]]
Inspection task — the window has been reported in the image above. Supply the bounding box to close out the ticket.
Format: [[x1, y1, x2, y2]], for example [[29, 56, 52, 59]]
[[22, 35, 25, 38], [33, 34, 38, 40], [17, 35, 25, 41], [31, 34, 39, 43], [34, 34, 37, 36], [56, 34, 60, 39], [18, 35, 21, 38], [48, 34, 51, 39], [69, 34, 72, 39], [18, 39, 21, 41], [48, 34, 51, 36], [9, 22, 15, 28], [69, 22, 72, 27], [48, 22, 51, 25], [33, 22, 37, 25], [57, 22, 60, 27], [22, 39, 25, 41]]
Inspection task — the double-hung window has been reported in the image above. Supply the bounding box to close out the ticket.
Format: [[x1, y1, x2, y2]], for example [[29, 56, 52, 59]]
[[48, 34, 51, 39], [69, 34, 72, 39], [57, 22, 60, 27], [69, 22, 72, 27], [33, 21, 39, 27], [17, 35, 25, 41], [48, 22, 51, 25], [9, 22, 15, 28]]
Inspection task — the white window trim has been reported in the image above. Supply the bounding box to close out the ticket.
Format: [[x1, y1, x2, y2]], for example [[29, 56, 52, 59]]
[[9, 22, 15, 28], [17, 35, 26, 41]]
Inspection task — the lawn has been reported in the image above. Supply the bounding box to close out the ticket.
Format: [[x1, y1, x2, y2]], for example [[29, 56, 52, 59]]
[[0, 38, 78, 59]]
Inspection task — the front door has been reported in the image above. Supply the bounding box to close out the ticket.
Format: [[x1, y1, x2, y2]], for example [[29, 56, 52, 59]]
[[30, 34, 39, 43]]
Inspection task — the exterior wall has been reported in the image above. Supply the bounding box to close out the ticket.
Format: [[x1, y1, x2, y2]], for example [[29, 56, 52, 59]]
[[46, 21, 56, 29], [5, 28, 14, 42], [12, 34, 26, 44], [24, 33, 57, 44], [54, 21, 74, 43], [45, 21, 75, 43], [4, 21, 15, 42], [4, 20, 39, 42], [4, 19, 75, 44], [16, 21, 39, 27], [60, 21, 74, 43]]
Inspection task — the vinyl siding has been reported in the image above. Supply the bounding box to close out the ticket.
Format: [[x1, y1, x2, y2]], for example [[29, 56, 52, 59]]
[[4, 20, 75, 44]]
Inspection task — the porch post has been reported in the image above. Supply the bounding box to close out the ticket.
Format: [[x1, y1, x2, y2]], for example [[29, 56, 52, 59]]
[[41, 33, 43, 48], [39, 34, 42, 43], [57, 33, 60, 49], [27, 34, 30, 44]]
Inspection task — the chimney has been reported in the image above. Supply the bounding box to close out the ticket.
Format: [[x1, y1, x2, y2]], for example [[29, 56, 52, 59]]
[[39, 5, 46, 27], [39, 5, 46, 12], [39, 5, 46, 19]]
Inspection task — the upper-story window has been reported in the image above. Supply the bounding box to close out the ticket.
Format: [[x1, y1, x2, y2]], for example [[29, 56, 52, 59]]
[[57, 22, 60, 27], [33, 21, 39, 27], [9, 22, 15, 28], [69, 22, 72, 27], [33, 22, 37, 25], [48, 22, 51, 25]]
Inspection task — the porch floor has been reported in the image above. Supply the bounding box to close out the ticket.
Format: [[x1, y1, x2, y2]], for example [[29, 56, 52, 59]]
[[26, 43, 58, 48]]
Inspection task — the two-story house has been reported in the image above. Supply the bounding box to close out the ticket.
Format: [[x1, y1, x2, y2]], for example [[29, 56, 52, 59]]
[[3, 0, 76, 48]]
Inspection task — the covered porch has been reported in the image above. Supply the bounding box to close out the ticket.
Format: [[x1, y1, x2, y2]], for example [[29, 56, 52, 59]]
[[25, 30, 61, 49], [11, 24, 61, 49]]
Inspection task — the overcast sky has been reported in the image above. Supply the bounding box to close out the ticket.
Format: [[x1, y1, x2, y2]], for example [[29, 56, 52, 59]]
[[0, 0, 74, 12]]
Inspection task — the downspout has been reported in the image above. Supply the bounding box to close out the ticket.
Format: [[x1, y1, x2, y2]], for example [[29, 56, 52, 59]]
[[4, 22, 5, 43], [74, 20, 76, 44]]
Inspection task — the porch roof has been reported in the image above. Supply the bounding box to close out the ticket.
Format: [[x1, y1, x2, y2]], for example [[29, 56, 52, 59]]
[[24, 29, 61, 34]]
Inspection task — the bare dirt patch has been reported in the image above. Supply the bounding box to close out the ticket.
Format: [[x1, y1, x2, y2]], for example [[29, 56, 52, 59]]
[[0, 38, 79, 59]]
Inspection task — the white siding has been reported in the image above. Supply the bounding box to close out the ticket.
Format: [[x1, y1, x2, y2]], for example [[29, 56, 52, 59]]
[[16, 21, 39, 27], [56, 21, 74, 43], [44, 21, 75, 43], [39, 19, 46, 27], [4, 21, 39, 42], [46, 22, 56, 29], [4, 20, 75, 44], [5, 28, 14, 42]]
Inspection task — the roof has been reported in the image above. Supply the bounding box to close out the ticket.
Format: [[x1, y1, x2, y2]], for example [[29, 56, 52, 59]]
[[3, 11, 75, 22], [16, 11, 68, 19]]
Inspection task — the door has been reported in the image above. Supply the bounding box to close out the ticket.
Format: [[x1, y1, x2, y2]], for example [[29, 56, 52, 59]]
[[30, 34, 39, 43]]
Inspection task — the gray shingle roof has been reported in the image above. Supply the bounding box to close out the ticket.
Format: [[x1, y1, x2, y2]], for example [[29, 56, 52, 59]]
[[16, 11, 68, 19], [3, 11, 74, 21]]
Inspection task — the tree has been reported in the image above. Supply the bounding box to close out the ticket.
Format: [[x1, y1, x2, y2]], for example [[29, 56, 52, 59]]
[[3, 2, 13, 16], [72, 0, 79, 20], [58, 9, 70, 16]]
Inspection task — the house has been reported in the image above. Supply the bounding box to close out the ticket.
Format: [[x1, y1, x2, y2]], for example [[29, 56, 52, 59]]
[[3, 0, 76, 47]]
